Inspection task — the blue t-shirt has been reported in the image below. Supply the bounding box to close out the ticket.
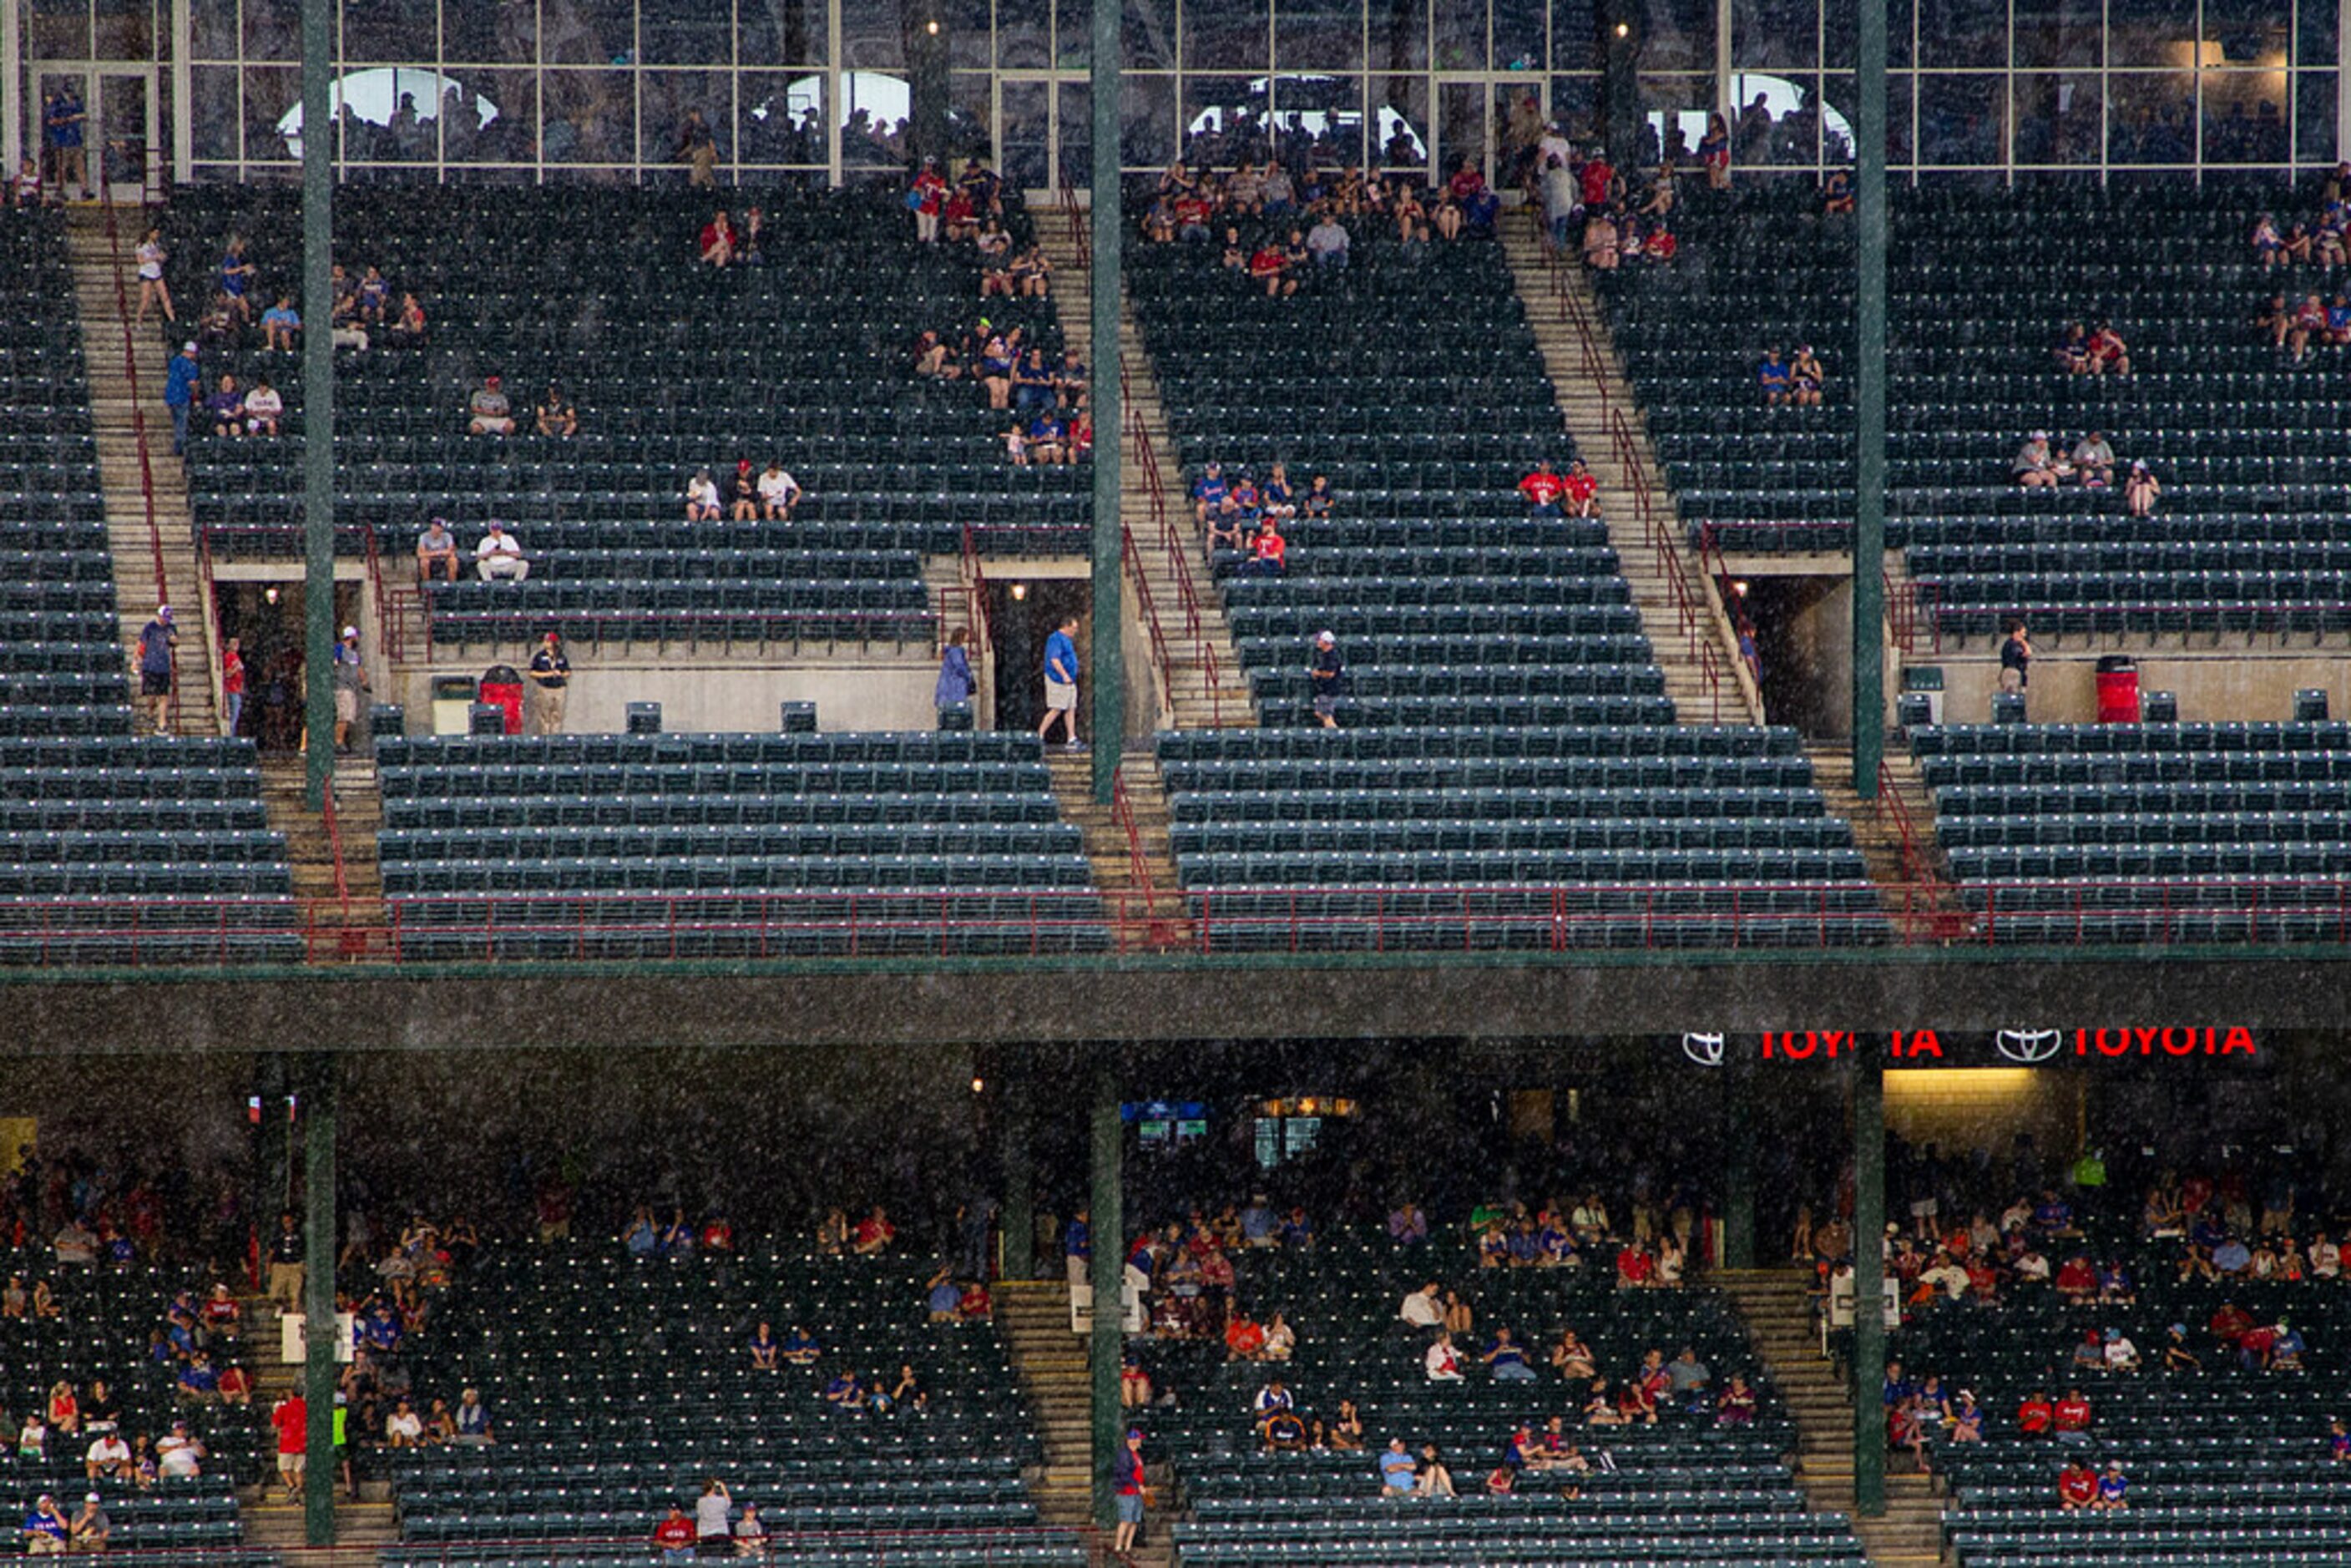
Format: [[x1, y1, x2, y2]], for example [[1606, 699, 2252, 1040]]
[[1380, 1449, 1418, 1491], [263, 305, 301, 330], [139, 620, 174, 676], [1044, 630, 1078, 685], [164, 354, 201, 408], [45, 97, 82, 149], [1757, 359, 1790, 389], [1064, 1219, 1090, 1259], [1192, 474, 1227, 508]]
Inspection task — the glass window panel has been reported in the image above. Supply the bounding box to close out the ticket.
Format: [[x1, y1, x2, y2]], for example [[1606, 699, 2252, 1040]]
[[844, 5, 909, 68], [1378, 0, 1428, 71], [1915, 70, 2002, 164], [94, 0, 153, 61], [1058, 0, 1092, 68], [2108, 0, 2195, 68], [242, 63, 300, 162], [741, 69, 825, 163], [1125, 0, 1175, 68], [192, 63, 237, 160], [2297, 70, 2335, 165], [1496, 80, 1545, 180], [1817, 70, 1854, 162], [544, 0, 635, 68], [1121, 71, 1176, 166], [1277, 0, 1366, 70], [1437, 78, 1488, 176], [1640, 72, 1710, 167], [1547, 74, 1599, 145], [2203, 0, 2290, 57], [2202, 69, 2289, 162], [1277, 71, 1365, 169], [1888, 0, 1914, 69], [1433, 0, 1487, 70], [1374, 74, 1428, 168], [999, 0, 1050, 66], [540, 68, 634, 163], [1823, 3, 1856, 69], [741, 0, 828, 67], [2302, 3, 2334, 62], [1914, 0, 2003, 67], [1551, 0, 1591, 73], [1727, 70, 1822, 164], [344, 3, 433, 63], [192, 0, 235, 61], [1182, 73, 1267, 165], [450, 68, 535, 163], [1633, 0, 1713, 73], [938, 0, 990, 68], [243, 0, 298, 61], [1734, 0, 1818, 71], [1886, 68, 1912, 163], [842, 70, 911, 164], [1494, 0, 1545, 70], [1059, 79, 1092, 182], [1184, 0, 1271, 69], [2108, 70, 2192, 161], [446, 0, 537, 65], [30, 0, 92, 60], [641, 0, 733, 66], [2014, 0, 2101, 68], [1000, 78, 1049, 188], [2012, 71, 2102, 162]]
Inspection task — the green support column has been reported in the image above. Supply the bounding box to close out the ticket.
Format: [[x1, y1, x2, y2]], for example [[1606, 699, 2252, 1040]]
[[1849, 0, 1888, 794], [1722, 1057, 1755, 1269], [1088, 1062, 1123, 1530], [298, 0, 336, 807], [253, 1053, 288, 1247], [1851, 1057, 1887, 1518], [301, 1052, 338, 1547], [999, 1064, 1034, 1281], [1086, 0, 1124, 803]]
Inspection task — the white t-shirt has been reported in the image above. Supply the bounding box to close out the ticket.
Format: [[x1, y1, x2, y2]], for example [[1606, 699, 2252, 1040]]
[[243, 387, 282, 421], [137, 241, 164, 281], [1400, 1291, 1442, 1328], [695, 1493, 731, 1540], [476, 532, 521, 561], [756, 469, 798, 503], [1424, 1340, 1462, 1381], [157, 1436, 201, 1478], [85, 1436, 129, 1468], [686, 478, 719, 509], [385, 1409, 422, 1442]]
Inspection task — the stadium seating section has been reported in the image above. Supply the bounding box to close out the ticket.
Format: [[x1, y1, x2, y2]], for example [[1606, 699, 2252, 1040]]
[[383, 1242, 1079, 1565], [1127, 213, 1878, 947], [1910, 720, 2351, 943], [1605, 185, 2351, 640], [371, 730, 1105, 956], [1130, 1232, 1861, 1566], [0, 1256, 264, 1560], [160, 188, 1084, 647], [0, 210, 294, 964]]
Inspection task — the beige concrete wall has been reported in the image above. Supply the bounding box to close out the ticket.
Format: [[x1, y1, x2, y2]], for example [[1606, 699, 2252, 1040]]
[[391, 649, 940, 735], [1917, 650, 2351, 726], [1885, 1067, 2080, 1169]]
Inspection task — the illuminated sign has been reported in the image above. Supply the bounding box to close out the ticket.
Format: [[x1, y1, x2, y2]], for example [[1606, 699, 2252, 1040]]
[[1668, 1028, 2257, 1067]]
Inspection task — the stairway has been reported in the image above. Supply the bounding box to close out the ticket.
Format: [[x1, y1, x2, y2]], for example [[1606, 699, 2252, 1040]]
[[1029, 215, 1255, 732], [1498, 214, 1763, 728], [235, 1293, 396, 1566], [1045, 751, 1191, 952], [1804, 742, 1973, 942], [63, 207, 220, 738], [260, 756, 395, 963], [1716, 1268, 1947, 1568]]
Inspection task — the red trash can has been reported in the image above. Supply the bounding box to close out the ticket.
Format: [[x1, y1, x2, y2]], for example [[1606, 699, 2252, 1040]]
[[479, 664, 524, 734], [2095, 655, 2138, 724]]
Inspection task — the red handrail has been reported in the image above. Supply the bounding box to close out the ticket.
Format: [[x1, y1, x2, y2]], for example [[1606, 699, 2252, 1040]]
[[1108, 761, 1175, 951], [94, 176, 179, 733], [957, 523, 996, 657]]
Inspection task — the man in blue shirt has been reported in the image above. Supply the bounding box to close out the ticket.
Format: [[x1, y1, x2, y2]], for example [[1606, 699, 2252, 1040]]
[[136, 604, 176, 735], [1064, 1207, 1090, 1289], [44, 87, 84, 200], [1190, 460, 1228, 528], [164, 342, 201, 455], [1038, 614, 1080, 749]]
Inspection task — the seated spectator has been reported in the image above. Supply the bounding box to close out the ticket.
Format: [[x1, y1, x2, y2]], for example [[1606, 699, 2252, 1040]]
[[1119, 1353, 1151, 1409], [474, 521, 528, 581], [2052, 1387, 2092, 1444], [1400, 1281, 1444, 1329], [2257, 292, 2294, 351], [822, 1368, 863, 1407], [1190, 460, 1229, 528], [2212, 1232, 2252, 1275], [685, 468, 721, 521], [1012, 347, 1056, 413], [2252, 211, 2285, 265], [2055, 321, 2092, 374], [700, 209, 736, 266], [1225, 1313, 1267, 1361], [2087, 321, 2131, 377], [1757, 347, 1792, 406], [2065, 431, 2113, 488], [1329, 1399, 1366, 1451], [756, 462, 801, 519], [67, 1494, 106, 1553], [1786, 344, 1824, 407], [391, 291, 427, 340], [453, 1387, 492, 1445], [384, 1397, 425, 1448], [260, 295, 301, 352], [1301, 473, 1334, 518], [1246, 517, 1286, 575], [2070, 1328, 2106, 1376], [1008, 245, 1051, 298], [749, 1323, 781, 1371], [1388, 1203, 1429, 1247], [175, 1353, 219, 1400], [2012, 431, 2060, 487], [2017, 1388, 2054, 1437], [467, 376, 513, 435], [1711, 1371, 1756, 1427], [23, 1493, 67, 1555], [653, 1504, 696, 1562], [1550, 1328, 1596, 1378], [2332, 1416, 2351, 1462], [1484, 1328, 1537, 1382], [1561, 458, 1600, 518], [155, 1422, 202, 1479], [729, 459, 761, 521], [2283, 221, 2316, 264], [1424, 1330, 1465, 1382], [1306, 213, 1350, 269], [1261, 1311, 1296, 1361], [242, 376, 282, 437], [780, 1326, 820, 1367], [1412, 1444, 1455, 1497], [925, 1267, 961, 1322], [2123, 459, 2160, 517], [1026, 411, 1069, 466], [83, 1428, 129, 1482], [1249, 236, 1292, 297], [2104, 1328, 2141, 1373], [913, 330, 962, 379], [1519, 458, 1567, 516], [1054, 348, 1089, 407], [1666, 1346, 1712, 1409], [206, 373, 245, 439], [1379, 1436, 1418, 1495], [956, 1277, 991, 1322], [2055, 1252, 2097, 1302], [2058, 1457, 2099, 1511], [534, 386, 577, 438], [2161, 1322, 2201, 1372]]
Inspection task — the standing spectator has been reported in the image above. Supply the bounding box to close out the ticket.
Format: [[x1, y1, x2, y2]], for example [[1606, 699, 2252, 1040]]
[[44, 85, 85, 200], [164, 342, 200, 455], [270, 1390, 306, 1499], [218, 235, 256, 322], [134, 605, 175, 736], [694, 1479, 733, 1558], [910, 159, 948, 244], [1037, 615, 1080, 750], [474, 521, 528, 581], [1998, 619, 2032, 705], [935, 628, 974, 719], [527, 631, 569, 736], [675, 111, 720, 185], [266, 1211, 303, 1313], [220, 635, 245, 738], [134, 227, 174, 326], [332, 626, 367, 753], [416, 517, 460, 584], [1111, 1429, 1147, 1559], [1309, 630, 1345, 729], [467, 376, 514, 435]]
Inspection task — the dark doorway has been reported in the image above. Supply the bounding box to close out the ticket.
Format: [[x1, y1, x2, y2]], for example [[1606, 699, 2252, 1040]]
[[1743, 576, 1848, 740], [215, 579, 362, 751], [988, 579, 1089, 733]]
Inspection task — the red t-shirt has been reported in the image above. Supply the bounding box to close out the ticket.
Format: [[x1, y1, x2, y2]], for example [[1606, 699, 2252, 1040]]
[[2054, 1397, 2091, 1432], [1580, 161, 1615, 208], [1616, 1247, 1654, 1283], [1561, 472, 1598, 505], [2059, 1466, 2098, 1505], [273, 1397, 307, 1454], [1253, 531, 1286, 568], [1250, 247, 1286, 278], [654, 1517, 695, 1550], [2055, 1261, 2096, 1292], [1519, 472, 1566, 506], [2017, 1399, 2053, 1434], [222, 650, 245, 697]]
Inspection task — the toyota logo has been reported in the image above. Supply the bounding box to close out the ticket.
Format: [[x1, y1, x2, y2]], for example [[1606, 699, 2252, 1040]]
[[1681, 1033, 1727, 1068], [1995, 1028, 2064, 1065]]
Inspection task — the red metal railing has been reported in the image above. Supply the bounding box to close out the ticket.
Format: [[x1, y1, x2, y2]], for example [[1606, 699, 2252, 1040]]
[[3, 877, 2350, 963], [955, 522, 996, 657], [1885, 566, 1918, 652], [1108, 762, 1181, 952], [1119, 524, 1179, 714], [19, 1526, 1108, 1568], [1606, 404, 1732, 722], [94, 176, 183, 733]]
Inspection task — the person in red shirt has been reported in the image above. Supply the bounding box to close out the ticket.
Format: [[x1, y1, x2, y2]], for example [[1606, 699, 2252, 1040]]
[[1560, 458, 1600, 518], [652, 1504, 696, 1560], [1615, 1244, 1656, 1287], [2053, 1388, 2092, 1444], [1249, 240, 1292, 297], [1519, 460, 1567, 516], [220, 636, 245, 737], [1248, 518, 1286, 575], [2210, 1300, 2255, 1346], [2016, 1389, 2053, 1437], [2054, 1254, 2096, 1303], [851, 1206, 895, 1255], [2058, 1459, 2099, 1510], [1578, 154, 1615, 210], [270, 1392, 306, 1498]]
